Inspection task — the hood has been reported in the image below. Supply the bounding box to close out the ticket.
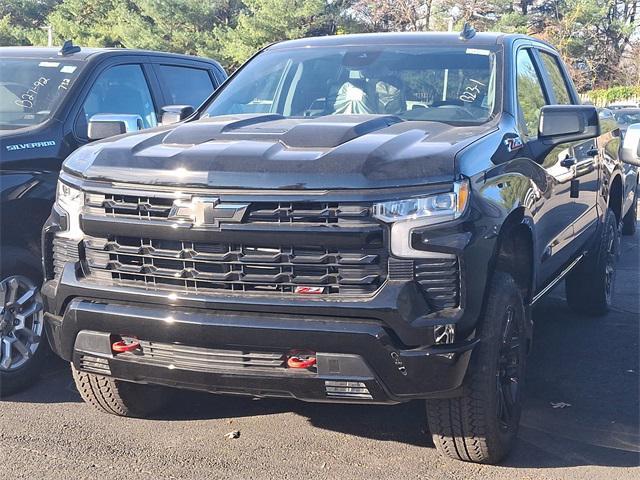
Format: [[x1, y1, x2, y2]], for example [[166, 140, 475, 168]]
[[64, 114, 493, 190]]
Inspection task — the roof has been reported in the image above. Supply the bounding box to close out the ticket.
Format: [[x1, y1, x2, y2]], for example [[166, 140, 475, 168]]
[[0, 46, 220, 64], [267, 32, 535, 50]]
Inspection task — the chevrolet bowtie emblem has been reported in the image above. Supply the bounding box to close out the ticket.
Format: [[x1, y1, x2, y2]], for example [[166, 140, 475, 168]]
[[167, 197, 248, 228]]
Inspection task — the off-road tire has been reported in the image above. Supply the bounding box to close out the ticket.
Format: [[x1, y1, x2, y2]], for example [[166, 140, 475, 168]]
[[566, 207, 619, 316], [72, 364, 171, 417], [621, 187, 637, 236], [425, 272, 527, 464]]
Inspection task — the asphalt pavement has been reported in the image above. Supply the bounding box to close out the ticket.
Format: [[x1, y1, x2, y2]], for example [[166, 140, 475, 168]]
[[1, 229, 638, 480]]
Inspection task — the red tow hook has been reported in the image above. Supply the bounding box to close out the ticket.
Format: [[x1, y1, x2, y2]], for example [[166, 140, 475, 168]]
[[112, 338, 141, 354], [286, 350, 317, 369]]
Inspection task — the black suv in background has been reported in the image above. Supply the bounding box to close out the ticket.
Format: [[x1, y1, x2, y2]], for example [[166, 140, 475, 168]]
[[42, 33, 639, 464], [0, 41, 226, 395]]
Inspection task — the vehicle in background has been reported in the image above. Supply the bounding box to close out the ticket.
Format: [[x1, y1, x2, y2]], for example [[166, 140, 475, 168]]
[[42, 32, 640, 464], [0, 41, 226, 396], [612, 108, 640, 131], [606, 101, 640, 110], [614, 107, 640, 235]]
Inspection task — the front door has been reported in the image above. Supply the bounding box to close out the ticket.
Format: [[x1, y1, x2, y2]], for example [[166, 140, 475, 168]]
[[515, 47, 578, 284]]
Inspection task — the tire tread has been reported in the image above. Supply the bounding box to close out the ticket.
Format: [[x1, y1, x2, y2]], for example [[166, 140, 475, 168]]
[[426, 272, 525, 464], [72, 365, 169, 417]]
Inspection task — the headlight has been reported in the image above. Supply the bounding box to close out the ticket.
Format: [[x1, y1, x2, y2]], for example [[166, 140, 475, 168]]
[[55, 180, 84, 239], [373, 179, 469, 258]]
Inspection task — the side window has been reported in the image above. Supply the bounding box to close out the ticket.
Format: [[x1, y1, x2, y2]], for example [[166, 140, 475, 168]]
[[77, 64, 157, 138], [157, 65, 214, 107], [516, 49, 547, 138], [539, 51, 572, 105]]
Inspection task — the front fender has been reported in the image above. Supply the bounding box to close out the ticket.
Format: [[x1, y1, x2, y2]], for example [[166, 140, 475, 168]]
[[0, 169, 57, 267]]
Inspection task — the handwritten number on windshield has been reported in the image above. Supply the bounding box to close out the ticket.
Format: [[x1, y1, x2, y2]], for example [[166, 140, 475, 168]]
[[15, 77, 50, 109], [460, 79, 485, 103]]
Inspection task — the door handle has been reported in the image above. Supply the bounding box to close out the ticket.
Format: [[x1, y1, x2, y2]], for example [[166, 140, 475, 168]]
[[560, 157, 577, 168]]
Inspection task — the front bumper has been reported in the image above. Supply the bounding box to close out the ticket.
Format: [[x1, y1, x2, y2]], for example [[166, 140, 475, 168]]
[[44, 284, 477, 403]]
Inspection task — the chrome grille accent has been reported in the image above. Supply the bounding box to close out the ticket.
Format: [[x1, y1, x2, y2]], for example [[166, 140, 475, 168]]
[[52, 237, 80, 278], [325, 380, 372, 399]]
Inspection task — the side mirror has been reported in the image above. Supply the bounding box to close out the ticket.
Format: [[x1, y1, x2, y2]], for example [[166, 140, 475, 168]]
[[538, 105, 600, 146], [161, 105, 195, 125], [620, 123, 640, 167], [88, 114, 143, 141]]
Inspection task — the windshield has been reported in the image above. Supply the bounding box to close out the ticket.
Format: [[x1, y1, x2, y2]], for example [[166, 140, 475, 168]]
[[0, 58, 84, 130], [204, 45, 499, 125], [613, 110, 640, 125]]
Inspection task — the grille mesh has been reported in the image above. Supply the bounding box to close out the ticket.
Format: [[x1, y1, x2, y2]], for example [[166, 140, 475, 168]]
[[132, 341, 287, 372], [85, 193, 372, 225], [84, 235, 386, 296]]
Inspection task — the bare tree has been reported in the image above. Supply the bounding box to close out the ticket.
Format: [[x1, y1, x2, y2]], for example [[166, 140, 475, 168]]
[[352, 0, 433, 31]]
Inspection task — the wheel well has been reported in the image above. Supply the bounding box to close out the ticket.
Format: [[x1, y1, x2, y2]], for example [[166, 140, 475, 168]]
[[609, 175, 623, 223], [495, 221, 534, 303]]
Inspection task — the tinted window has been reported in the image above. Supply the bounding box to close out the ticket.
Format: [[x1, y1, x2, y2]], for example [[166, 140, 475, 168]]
[[516, 49, 547, 138], [539, 52, 572, 105], [203, 45, 499, 125], [158, 65, 214, 107], [78, 64, 157, 137]]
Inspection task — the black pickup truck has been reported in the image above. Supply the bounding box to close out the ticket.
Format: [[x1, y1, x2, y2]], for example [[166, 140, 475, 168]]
[[41, 32, 639, 464], [0, 41, 225, 395]]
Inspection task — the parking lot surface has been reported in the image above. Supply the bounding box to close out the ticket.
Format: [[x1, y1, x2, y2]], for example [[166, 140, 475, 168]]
[[1, 232, 638, 480]]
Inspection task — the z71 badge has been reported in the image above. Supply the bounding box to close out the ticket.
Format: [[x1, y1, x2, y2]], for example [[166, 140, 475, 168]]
[[504, 136, 524, 152]]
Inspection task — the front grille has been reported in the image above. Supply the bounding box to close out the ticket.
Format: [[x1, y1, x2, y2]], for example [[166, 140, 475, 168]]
[[52, 236, 80, 278], [125, 341, 287, 373], [85, 193, 372, 225], [84, 235, 386, 296], [415, 258, 460, 310]]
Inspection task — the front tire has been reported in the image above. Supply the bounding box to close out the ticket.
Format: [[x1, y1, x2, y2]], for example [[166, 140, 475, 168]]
[[426, 272, 527, 464], [566, 207, 619, 316], [72, 365, 172, 417], [0, 273, 48, 397]]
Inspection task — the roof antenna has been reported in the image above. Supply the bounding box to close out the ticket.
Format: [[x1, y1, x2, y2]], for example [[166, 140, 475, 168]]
[[459, 23, 476, 41], [59, 40, 81, 56]]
